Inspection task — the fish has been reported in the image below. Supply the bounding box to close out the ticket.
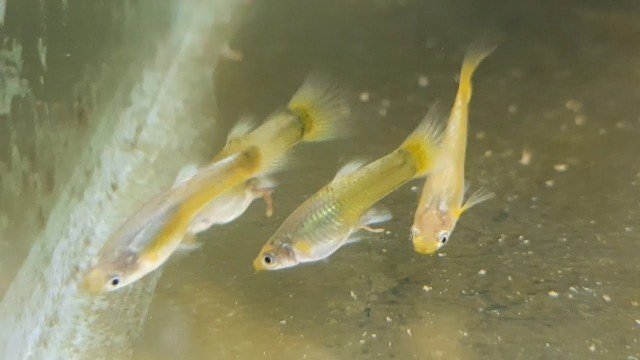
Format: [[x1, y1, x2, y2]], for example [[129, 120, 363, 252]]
[[253, 104, 444, 271], [189, 73, 351, 235], [410, 41, 497, 255], [82, 73, 350, 293]]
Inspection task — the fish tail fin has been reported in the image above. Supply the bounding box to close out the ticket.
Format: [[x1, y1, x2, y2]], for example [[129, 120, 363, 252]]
[[287, 72, 351, 142], [399, 102, 445, 177], [456, 39, 498, 106]]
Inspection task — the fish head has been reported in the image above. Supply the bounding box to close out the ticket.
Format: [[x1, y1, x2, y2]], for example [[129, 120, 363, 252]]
[[253, 242, 298, 272], [411, 208, 455, 255], [82, 250, 144, 294]]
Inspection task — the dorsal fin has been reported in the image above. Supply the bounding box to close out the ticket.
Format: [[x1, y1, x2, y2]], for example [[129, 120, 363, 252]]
[[226, 115, 257, 144], [332, 160, 367, 182]]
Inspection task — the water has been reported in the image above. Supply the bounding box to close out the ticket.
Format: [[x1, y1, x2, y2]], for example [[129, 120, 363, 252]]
[[2, 0, 640, 359]]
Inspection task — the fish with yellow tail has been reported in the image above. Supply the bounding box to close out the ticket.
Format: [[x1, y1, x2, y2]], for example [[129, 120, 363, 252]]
[[187, 74, 351, 235], [82, 74, 351, 293], [411, 41, 497, 255], [253, 104, 444, 271]]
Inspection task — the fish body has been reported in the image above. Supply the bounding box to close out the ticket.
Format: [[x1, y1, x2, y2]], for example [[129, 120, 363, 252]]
[[411, 41, 497, 255], [254, 105, 443, 271], [187, 176, 276, 234]]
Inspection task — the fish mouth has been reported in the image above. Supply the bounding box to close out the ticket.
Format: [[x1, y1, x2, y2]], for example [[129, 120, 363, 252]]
[[252, 256, 266, 272], [412, 237, 439, 255]]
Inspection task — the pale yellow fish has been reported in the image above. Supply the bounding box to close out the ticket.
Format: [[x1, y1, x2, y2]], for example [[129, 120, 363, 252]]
[[83, 74, 350, 293], [187, 73, 351, 236], [253, 104, 444, 271], [411, 41, 497, 255]]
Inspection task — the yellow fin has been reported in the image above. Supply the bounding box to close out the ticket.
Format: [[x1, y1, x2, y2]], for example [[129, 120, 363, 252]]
[[456, 39, 498, 106], [287, 72, 351, 142], [460, 187, 495, 214], [399, 102, 445, 177]]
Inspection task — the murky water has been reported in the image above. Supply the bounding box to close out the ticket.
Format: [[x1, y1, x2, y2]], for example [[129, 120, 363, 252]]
[[2, 0, 640, 359]]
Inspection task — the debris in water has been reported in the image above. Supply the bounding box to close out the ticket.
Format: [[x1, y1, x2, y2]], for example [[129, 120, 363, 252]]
[[545, 180, 555, 187], [422, 285, 432, 292], [386, 316, 392, 323], [478, 269, 487, 275], [350, 290, 357, 300], [602, 294, 611, 302], [381, 99, 391, 108], [575, 115, 586, 126], [565, 99, 583, 112], [484, 150, 493, 157], [588, 344, 596, 352], [279, 320, 286, 325], [548, 291, 559, 298], [508, 104, 518, 114], [554, 164, 568, 172], [475, 131, 486, 140], [418, 75, 429, 87], [411, 186, 418, 192], [520, 149, 532, 165], [359, 92, 370, 102], [406, 328, 412, 336]]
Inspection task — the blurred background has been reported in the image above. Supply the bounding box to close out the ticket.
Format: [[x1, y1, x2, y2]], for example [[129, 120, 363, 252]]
[[1, 0, 639, 359]]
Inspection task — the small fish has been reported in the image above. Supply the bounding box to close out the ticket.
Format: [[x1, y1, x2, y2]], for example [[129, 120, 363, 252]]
[[253, 105, 444, 271], [83, 74, 350, 293], [411, 41, 497, 255]]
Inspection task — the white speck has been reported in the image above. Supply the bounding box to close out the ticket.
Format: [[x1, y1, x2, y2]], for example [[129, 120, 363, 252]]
[[359, 339, 365, 344], [386, 316, 392, 323], [279, 320, 287, 325], [422, 285, 432, 292], [438, 253, 446, 258], [475, 131, 486, 140], [478, 269, 487, 275], [411, 186, 418, 192], [634, 319, 640, 326], [65, 53, 71, 57], [463, 332, 468, 337], [508, 275, 512, 281], [381, 99, 391, 108], [589, 344, 596, 352], [371, 334, 377, 339], [575, 115, 586, 126], [554, 164, 568, 172], [350, 290, 357, 300], [406, 328, 412, 336], [631, 301, 639, 307], [362, 331, 367, 337], [545, 180, 555, 187], [548, 291, 559, 298], [602, 294, 611, 302], [359, 92, 370, 102], [565, 99, 583, 112], [484, 150, 493, 157], [508, 104, 518, 114], [418, 75, 429, 87], [520, 149, 532, 165], [546, 343, 550, 347], [378, 108, 387, 117]]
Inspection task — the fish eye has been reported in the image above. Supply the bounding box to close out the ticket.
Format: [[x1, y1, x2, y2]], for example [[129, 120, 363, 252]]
[[439, 232, 449, 244], [110, 277, 120, 287], [263, 254, 275, 265]]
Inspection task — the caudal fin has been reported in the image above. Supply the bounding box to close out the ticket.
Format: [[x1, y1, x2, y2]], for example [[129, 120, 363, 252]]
[[456, 39, 498, 106], [287, 72, 351, 142], [399, 102, 445, 177]]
